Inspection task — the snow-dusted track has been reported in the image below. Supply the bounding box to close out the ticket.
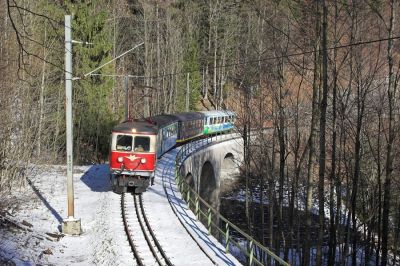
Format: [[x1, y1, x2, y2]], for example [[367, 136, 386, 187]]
[[0, 145, 240, 264], [142, 147, 241, 266], [121, 193, 172, 266]]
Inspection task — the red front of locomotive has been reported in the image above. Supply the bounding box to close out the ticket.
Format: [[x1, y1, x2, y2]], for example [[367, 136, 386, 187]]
[[109, 121, 158, 193], [110, 150, 156, 172]]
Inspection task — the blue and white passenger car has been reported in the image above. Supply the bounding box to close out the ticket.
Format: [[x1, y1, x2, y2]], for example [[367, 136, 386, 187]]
[[201, 110, 236, 135]]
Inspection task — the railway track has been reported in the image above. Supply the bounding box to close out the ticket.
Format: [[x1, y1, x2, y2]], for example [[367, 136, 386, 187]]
[[121, 193, 173, 266]]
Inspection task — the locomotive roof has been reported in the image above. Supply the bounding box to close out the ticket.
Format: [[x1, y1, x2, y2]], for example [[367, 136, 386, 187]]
[[148, 114, 179, 127], [172, 111, 205, 121], [112, 120, 158, 134], [200, 110, 236, 117]]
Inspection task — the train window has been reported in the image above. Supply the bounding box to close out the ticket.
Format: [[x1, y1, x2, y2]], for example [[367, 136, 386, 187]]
[[116, 135, 132, 151], [134, 136, 150, 152]]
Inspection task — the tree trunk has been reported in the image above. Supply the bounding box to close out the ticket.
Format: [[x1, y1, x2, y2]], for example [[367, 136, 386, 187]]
[[37, 26, 47, 158], [316, 0, 328, 263], [303, 1, 321, 264], [328, 2, 338, 264], [381, 2, 396, 265]]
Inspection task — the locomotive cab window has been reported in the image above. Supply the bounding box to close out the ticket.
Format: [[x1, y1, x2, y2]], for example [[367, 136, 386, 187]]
[[134, 136, 150, 152], [116, 135, 132, 151]]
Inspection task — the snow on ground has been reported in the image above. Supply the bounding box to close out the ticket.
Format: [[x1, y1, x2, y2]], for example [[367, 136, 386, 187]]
[[1, 164, 134, 265], [0, 145, 241, 265]]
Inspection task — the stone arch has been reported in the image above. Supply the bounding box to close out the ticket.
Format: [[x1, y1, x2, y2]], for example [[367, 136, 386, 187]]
[[199, 161, 219, 209], [220, 152, 240, 195], [185, 172, 195, 190], [221, 153, 235, 173]]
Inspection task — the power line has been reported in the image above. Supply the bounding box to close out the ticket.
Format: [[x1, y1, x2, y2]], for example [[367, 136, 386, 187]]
[[89, 73, 146, 78], [88, 35, 400, 80], [83, 42, 144, 78]]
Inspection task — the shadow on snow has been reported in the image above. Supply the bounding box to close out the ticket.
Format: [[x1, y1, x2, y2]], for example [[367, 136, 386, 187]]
[[80, 164, 111, 192]]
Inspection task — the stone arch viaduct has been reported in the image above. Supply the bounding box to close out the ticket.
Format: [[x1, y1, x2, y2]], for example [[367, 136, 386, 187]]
[[179, 137, 244, 210]]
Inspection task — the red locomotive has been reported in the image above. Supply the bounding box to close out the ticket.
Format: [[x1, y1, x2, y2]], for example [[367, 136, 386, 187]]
[[109, 120, 158, 193], [109, 112, 204, 194]]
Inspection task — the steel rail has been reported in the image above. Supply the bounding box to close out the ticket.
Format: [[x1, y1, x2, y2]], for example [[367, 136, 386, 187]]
[[132, 194, 171, 266], [121, 193, 144, 266], [137, 194, 173, 266], [162, 177, 217, 265]]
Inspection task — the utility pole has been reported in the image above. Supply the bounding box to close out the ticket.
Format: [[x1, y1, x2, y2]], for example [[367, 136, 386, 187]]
[[60, 15, 142, 235], [125, 75, 129, 120], [186, 73, 190, 111], [62, 15, 81, 235]]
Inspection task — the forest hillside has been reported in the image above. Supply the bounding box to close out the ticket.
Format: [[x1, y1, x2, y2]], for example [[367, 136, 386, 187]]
[[1, 0, 400, 265]]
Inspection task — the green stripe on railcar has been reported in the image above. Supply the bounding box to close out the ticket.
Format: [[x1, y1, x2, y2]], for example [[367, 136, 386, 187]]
[[203, 122, 234, 135]]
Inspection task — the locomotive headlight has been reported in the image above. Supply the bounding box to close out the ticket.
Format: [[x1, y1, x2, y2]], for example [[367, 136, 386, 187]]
[[117, 157, 123, 163], [140, 158, 146, 164]]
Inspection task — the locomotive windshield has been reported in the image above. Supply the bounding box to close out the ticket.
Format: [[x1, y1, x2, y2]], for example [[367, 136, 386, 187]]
[[116, 135, 132, 151], [134, 136, 150, 152]]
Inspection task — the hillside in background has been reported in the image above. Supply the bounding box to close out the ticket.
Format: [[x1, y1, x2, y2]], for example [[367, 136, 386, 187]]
[[1, 0, 400, 265]]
